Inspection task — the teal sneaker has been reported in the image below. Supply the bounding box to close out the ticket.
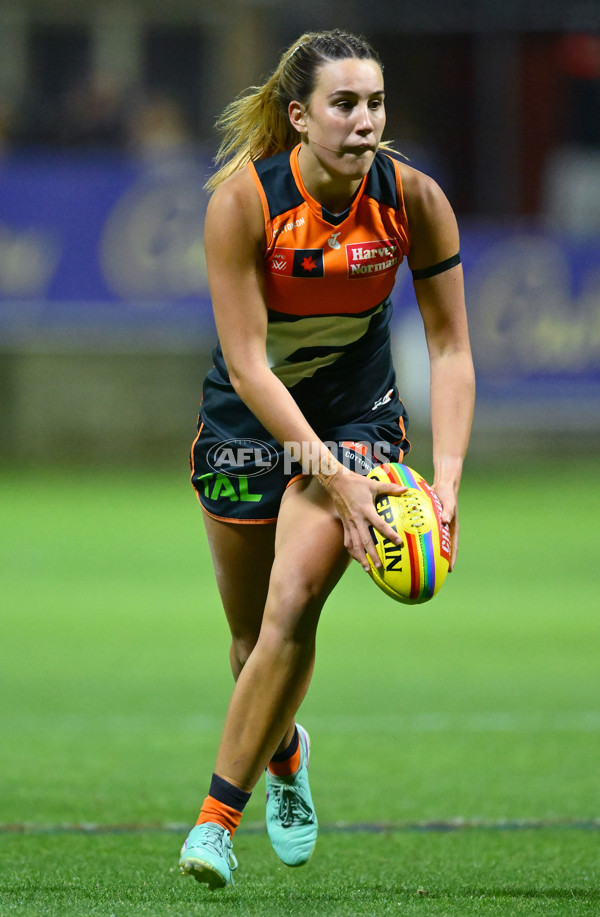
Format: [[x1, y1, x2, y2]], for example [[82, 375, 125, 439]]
[[266, 724, 318, 866], [179, 822, 237, 889]]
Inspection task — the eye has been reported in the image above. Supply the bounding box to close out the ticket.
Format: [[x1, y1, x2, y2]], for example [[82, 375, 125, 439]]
[[335, 100, 353, 111]]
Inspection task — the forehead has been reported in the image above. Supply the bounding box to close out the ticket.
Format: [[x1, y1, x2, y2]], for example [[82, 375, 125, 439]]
[[312, 57, 384, 96]]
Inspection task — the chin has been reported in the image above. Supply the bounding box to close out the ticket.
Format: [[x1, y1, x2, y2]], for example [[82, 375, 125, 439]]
[[340, 156, 373, 181], [341, 154, 374, 179]]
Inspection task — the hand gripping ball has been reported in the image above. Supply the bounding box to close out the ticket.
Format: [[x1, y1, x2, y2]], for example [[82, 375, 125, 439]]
[[366, 463, 451, 604]]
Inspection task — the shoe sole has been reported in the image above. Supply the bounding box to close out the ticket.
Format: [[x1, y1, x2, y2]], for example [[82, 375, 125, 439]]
[[180, 857, 228, 889]]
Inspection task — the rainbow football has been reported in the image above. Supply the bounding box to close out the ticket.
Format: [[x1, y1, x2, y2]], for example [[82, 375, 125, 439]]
[[366, 463, 451, 604]]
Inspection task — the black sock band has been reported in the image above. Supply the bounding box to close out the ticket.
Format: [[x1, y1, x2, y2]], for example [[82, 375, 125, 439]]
[[208, 773, 251, 812], [270, 726, 299, 763]]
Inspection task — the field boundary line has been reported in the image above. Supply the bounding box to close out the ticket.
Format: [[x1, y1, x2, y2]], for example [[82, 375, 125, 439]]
[[2, 818, 599, 836]]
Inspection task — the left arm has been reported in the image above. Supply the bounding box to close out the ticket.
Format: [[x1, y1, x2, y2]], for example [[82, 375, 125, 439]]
[[401, 165, 476, 569]]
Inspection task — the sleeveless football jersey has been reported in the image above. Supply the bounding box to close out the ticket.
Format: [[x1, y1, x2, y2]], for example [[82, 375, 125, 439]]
[[201, 144, 411, 440]]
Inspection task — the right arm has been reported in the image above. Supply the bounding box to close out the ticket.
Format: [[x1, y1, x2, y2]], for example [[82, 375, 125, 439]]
[[203, 170, 405, 570]]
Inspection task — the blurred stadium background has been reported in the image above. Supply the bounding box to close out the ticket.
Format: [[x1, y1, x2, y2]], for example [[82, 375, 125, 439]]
[[0, 0, 599, 468]]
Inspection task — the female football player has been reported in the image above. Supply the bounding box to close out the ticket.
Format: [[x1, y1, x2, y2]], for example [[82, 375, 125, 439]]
[[179, 29, 475, 888]]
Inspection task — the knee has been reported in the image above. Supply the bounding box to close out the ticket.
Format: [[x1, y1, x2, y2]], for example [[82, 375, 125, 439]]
[[263, 573, 323, 644]]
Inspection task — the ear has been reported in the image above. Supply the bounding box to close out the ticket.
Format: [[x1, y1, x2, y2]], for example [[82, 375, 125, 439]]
[[288, 100, 307, 135]]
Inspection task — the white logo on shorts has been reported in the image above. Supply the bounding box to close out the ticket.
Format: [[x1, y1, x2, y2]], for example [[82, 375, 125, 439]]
[[371, 389, 394, 411], [207, 439, 279, 477]]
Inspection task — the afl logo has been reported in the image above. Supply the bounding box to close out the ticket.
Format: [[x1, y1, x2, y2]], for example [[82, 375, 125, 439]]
[[207, 439, 279, 478], [272, 255, 288, 272]]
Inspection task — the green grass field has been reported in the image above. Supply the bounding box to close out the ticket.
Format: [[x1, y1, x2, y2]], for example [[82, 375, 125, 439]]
[[1, 456, 598, 915]]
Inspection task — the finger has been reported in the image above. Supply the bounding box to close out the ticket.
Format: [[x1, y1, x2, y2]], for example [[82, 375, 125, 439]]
[[368, 483, 407, 544], [435, 488, 455, 527], [448, 518, 459, 572], [368, 510, 404, 548], [340, 513, 369, 570], [342, 521, 354, 557], [349, 523, 373, 571], [361, 526, 382, 570], [345, 512, 381, 571], [355, 512, 394, 570], [371, 481, 408, 497]]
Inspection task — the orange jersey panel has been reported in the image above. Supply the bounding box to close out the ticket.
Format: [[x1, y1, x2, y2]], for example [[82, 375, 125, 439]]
[[248, 145, 410, 317]]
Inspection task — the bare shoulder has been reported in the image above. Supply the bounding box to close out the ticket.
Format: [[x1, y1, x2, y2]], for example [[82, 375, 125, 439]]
[[398, 162, 455, 225], [205, 167, 265, 245], [397, 162, 459, 267]]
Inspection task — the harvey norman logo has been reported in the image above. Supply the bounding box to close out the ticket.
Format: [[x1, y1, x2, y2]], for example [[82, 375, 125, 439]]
[[346, 239, 399, 278]]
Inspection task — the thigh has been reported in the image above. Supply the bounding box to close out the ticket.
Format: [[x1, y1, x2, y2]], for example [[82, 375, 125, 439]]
[[202, 511, 276, 641], [261, 476, 351, 639]]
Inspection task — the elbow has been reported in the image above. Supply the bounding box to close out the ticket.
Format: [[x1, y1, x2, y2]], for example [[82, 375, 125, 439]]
[[228, 367, 252, 403], [227, 364, 244, 393], [226, 358, 268, 403], [222, 349, 250, 392]]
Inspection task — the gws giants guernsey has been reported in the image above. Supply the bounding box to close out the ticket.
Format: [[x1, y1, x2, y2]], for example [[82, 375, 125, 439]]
[[201, 144, 411, 439]]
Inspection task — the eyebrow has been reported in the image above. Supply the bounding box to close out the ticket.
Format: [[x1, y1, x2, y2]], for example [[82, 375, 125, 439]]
[[327, 89, 385, 99]]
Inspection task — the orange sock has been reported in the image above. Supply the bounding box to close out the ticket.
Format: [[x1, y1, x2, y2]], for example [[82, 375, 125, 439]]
[[267, 727, 301, 777], [196, 796, 243, 837], [196, 773, 251, 837]]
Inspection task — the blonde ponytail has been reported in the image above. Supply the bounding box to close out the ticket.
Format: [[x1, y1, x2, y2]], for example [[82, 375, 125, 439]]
[[205, 29, 390, 192], [204, 50, 300, 191]]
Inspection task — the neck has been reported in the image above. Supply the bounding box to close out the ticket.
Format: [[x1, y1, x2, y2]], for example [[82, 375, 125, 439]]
[[297, 145, 364, 215]]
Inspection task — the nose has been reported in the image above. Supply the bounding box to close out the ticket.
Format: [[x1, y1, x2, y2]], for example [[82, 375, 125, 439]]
[[355, 104, 374, 135]]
